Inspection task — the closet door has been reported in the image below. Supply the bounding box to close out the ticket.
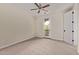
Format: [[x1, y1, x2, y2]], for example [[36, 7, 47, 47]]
[[64, 10, 74, 45]]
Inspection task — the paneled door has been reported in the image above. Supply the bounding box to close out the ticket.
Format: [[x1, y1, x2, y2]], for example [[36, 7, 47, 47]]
[[64, 10, 74, 45]]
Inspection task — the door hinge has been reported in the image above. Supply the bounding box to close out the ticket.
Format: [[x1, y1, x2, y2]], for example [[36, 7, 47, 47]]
[[72, 11, 74, 14], [72, 30, 74, 32], [64, 30, 66, 32], [72, 21, 74, 23], [72, 40, 74, 42]]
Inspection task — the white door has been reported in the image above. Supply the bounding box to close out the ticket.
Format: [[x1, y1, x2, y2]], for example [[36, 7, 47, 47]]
[[64, 10, 74, 45]]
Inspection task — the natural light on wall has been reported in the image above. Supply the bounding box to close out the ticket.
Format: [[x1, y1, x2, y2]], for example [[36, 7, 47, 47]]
[[44, 21, 50, 25]]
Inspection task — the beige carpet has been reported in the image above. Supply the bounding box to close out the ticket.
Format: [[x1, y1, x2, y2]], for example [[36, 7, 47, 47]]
[[0, 38, 77, 55]]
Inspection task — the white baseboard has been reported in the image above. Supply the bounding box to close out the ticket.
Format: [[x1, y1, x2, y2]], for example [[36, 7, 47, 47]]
[[0, 36, 34, 50]]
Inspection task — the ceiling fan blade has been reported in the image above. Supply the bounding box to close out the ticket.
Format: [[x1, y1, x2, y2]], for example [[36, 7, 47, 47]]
[[39, 3, 41, 7], [31, 8, 38, 10], [42, 8, 48, 12], [34, 3, 40, 9], [42, 4, 50, 8], [38, 10, 40, 13]]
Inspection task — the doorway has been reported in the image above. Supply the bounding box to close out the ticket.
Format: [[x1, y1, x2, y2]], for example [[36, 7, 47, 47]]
[[43, 18, 50, 38]]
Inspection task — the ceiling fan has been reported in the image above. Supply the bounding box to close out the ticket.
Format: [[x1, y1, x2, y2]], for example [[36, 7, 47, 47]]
[[30, 3, 50, 14]]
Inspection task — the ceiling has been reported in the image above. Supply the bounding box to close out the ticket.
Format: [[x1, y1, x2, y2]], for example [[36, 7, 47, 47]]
[[0, 3, 74, 15]]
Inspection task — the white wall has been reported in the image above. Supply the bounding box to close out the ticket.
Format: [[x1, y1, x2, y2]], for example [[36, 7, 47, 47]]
[[50, 12, 64, 40], [0, 5, 35, 49], [35, 15, 44, 37]]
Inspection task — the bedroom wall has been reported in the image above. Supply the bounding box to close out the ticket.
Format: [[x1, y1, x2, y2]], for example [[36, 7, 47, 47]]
[[0, 5, 35, 49], [49, 12, 64, 40], [34, 15, 44, 37]]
